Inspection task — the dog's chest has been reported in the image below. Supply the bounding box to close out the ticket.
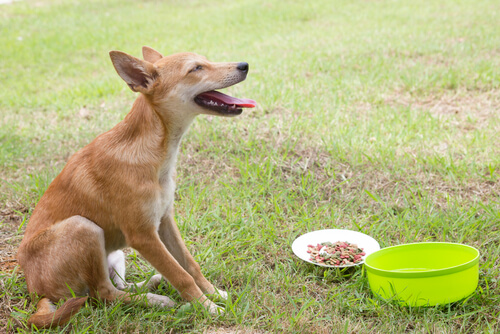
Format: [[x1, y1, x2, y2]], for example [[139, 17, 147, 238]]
[[157, 171, 175, 215], [149, 142, 179, 225]]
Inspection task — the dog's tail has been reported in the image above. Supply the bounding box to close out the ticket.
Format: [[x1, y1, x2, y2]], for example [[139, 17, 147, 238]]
[[27, 296, 88, 329]]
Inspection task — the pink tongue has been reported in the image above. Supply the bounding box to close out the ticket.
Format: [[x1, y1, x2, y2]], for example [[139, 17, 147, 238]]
[[198, 91, 256, 108]]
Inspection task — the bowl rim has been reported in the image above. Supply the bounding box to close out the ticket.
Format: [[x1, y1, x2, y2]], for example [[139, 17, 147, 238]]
[[364, 242, 480, 278]]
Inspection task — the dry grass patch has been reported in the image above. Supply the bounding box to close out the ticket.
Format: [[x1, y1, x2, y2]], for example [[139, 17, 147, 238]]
[[180, 128, 498, 212], [0, 203, 27, 272], [0, 203, 27, 333], [384, 89, 500, 131]]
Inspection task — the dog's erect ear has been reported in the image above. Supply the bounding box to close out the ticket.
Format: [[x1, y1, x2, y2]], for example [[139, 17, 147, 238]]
[[109, 51, 157, 94], [142, 46, 163, 63]]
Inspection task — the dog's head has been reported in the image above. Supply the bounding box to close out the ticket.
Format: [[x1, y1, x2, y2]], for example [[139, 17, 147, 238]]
[[109, 47, 256, 118]]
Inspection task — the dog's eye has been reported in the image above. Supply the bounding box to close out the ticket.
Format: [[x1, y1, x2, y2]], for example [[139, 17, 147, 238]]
[[190, 65, 203, 73]]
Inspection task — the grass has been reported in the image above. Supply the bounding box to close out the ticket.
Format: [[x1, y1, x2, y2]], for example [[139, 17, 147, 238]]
[[0, 0, 499, 332]]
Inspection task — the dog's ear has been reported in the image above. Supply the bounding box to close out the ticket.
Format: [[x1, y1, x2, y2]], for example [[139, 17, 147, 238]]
[[142, 46, 163, 63], [109, 51, 157, 94]]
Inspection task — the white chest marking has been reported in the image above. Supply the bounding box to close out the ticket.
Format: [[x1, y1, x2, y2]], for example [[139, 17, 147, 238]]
[[150, 140, 180, 226], [148, 112, 195, 227]]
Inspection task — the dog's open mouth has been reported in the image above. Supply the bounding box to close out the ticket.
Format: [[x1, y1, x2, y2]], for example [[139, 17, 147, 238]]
[[194, 91, 256, 115]]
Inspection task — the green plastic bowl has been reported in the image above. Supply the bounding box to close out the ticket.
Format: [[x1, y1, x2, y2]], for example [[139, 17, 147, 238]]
[[364, 242, 479, 306]]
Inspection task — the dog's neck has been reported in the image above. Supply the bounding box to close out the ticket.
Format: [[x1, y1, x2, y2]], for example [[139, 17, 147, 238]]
[[105, 94, 195, 182]]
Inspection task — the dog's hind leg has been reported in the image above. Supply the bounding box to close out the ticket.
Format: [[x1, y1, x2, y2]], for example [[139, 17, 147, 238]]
[[21, 215, 175, 328], [21, 216, 107, 328], [61, 218, 176, 308]]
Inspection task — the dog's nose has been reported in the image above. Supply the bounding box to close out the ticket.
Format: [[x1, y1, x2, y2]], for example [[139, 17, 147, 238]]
[[237, 62, 249, 73]]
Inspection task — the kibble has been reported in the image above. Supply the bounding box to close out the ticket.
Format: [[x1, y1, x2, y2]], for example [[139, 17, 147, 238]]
[[307, 241, 366, 266]]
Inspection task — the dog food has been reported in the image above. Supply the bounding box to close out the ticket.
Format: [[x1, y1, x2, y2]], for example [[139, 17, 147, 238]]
[[307, 241, 366, 266]]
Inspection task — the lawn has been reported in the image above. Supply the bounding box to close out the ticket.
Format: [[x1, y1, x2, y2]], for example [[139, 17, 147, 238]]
[[0, 0, 499, 332]]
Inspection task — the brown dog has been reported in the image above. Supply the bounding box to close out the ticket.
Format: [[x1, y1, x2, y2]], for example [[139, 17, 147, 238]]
[[17, 46, 256, 329]]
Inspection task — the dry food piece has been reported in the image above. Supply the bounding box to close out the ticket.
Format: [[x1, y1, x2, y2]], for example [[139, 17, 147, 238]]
[[307, 241, 366, 266]]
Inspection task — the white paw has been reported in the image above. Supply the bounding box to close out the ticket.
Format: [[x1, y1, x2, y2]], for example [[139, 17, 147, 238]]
[[130, 274, 163, 292], [115, 281, 127, 290], [215, 288, 228, 300], [145, 274, 163, 290], [146, 293, 176, 308], [207, 302, 225, 315]]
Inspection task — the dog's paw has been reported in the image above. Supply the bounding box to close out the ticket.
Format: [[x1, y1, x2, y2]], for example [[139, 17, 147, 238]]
[[215, 288, 228, 301], [205, 287, 228, 302], [146, 293, 176, 308], [144, 274, 163, 290], [115, 281, 128, 290], [207, 302, 225, 315], [129, 274, 163, 292]]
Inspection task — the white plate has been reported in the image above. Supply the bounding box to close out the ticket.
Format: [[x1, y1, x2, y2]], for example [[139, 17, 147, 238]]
[[292, 229, 380, 268]]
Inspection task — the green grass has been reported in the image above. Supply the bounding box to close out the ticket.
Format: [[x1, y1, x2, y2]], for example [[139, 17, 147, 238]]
[[1, 0, 499, 332]]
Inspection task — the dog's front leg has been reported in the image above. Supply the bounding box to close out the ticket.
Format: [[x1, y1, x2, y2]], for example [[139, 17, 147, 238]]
[[125, 226, 221, 313], [158, 213, 227, 300]]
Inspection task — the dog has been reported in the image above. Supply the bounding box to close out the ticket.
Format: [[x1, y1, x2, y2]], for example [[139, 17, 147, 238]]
[[17, 46, 256, 329]]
